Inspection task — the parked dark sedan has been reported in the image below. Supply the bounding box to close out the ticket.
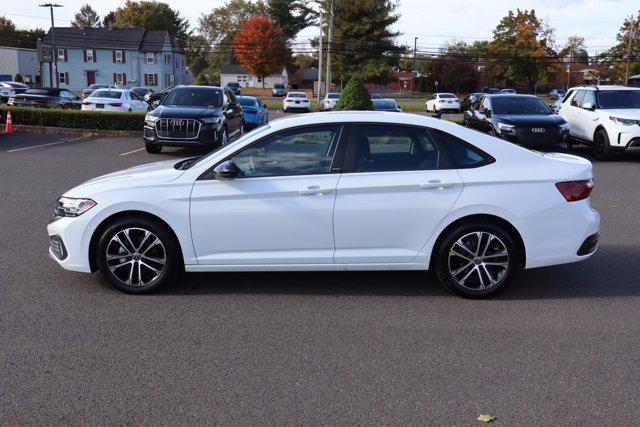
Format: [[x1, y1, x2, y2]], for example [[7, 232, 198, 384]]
[[464, 94, 570, 148], [372, 98, 402, 112], [8, 88, 81, 109], [460, 92, 484, 111], [143, 86, 244, 153]]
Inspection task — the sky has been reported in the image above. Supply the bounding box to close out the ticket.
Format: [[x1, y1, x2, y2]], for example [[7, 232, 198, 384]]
[[3, 0, 638, 55]]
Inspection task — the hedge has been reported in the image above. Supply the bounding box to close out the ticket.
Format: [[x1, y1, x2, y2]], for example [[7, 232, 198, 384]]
[[0, 107, 145, 131]]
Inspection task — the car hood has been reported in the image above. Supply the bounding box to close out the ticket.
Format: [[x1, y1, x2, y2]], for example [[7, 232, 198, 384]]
[[65, 159, 186, 197], [602, 109, 640, 119], [150, 105, 224, 119], [494, 114, 565, 126]]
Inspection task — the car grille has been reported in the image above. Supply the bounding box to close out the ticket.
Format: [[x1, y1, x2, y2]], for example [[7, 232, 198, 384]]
[[515, 127, 563, 145], [155, 118, 201, 139]]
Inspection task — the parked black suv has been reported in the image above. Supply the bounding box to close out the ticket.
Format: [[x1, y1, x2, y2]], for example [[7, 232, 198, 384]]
[[464, 94, 570, 148], [143, 86, 244, 153], [226, 82, 241, 95]]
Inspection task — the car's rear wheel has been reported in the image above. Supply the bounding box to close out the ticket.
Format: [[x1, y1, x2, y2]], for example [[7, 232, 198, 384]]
[[434, 221, 520, 298], [96, 217, 181, 293], [145, 141, 162, 153]]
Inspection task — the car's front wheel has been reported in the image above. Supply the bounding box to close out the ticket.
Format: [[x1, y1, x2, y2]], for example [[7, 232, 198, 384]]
[[593, 128, 615, 160], [434, 221, 520, 298], [96, 216, 181, 293], [145, 141, 162, 153]]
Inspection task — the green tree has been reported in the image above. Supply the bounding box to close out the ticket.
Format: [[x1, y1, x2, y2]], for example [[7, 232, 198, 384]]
[[103, 11, 116, 28], [598, 14, 640, 84], [423, 41, 479, 93], [194, 73, 210, 85], [185, 35, 211, 77], [333, 76, 373, 110], [267, 0, 312, 40], [317, 0, 405, 84], [199, 0, 267, 71], [14, 73, 23, 83], [468, 40, 489, 61], [0, 16, 45, 49], [72, 4, 102, 28], [112, 1, 191, 46], [485, 9, 557, 92], [560, 35, 589, 64]]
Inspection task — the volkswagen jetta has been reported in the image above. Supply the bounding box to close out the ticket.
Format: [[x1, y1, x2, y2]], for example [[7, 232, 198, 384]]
[[48, 112, 600, 298]]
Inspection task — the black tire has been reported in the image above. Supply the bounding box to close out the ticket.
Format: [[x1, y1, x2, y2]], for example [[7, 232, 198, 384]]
[[593, 128, 614, 160], [96, 216, 182, 294], [488, 127, 496, 136], [433, 220, 520, 298], [145, 141, 162, 153]]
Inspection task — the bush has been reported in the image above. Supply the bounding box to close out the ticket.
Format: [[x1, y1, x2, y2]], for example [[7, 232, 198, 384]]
[[333, 77, 373, 111], [194, 73, 209, 86], [0, 107, 145, 131], [14, 73, 23, 83], [417, 77, 427, 93]]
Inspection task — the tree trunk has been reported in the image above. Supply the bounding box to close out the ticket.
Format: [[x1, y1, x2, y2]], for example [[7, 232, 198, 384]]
[[262, 76, 265, 90]]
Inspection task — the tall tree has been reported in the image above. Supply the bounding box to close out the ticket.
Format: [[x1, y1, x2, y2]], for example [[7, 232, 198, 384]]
[[423, 41, 479, 93], [267, 0, 312, 40], [560, 35, 589, 64], [485, 9, 557, 92], [199, 0, 267, 71], [233, 15, 289, 88], [598, 13, 640, 83], [103, 11, 116, 28], [318, 0, 405, 84], [112, 1, 191, 46], [185, 34, 211, 77], [0, 16, 45, 49], [72, 4, 102, 28]]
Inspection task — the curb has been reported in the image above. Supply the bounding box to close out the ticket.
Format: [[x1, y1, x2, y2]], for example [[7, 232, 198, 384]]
[[2, 125, 142, 138]]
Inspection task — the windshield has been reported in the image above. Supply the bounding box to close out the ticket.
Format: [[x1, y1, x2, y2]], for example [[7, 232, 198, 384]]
[[597, 91, 640, 109], [89, 90, 122, 99], [162, 88, 223, 107], [189, 125, 272, 168], [492, 96, 552, 115], [373, 99, 397, 109], [439, 94, 456, 99], [238, 98, 257, 107]]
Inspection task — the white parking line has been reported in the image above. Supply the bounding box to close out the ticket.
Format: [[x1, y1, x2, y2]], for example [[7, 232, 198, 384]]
[[119, 147, 146, 156], [6, 137, 85, 153]]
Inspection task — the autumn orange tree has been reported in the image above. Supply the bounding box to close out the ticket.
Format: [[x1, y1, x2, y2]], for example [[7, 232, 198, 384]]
[[234, 15, 290, 89]]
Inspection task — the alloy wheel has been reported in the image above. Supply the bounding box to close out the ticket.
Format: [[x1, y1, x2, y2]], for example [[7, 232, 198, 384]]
[[447, 231, 509, 291], [106, 227, 166, 287]]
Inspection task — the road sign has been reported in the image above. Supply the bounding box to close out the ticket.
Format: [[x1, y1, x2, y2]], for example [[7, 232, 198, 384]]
[[38, 43, 53, 63]]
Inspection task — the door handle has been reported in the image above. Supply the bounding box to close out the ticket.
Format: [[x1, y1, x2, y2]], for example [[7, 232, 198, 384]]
[[299, 185, 333, 196], [419, 180, 454, 190]]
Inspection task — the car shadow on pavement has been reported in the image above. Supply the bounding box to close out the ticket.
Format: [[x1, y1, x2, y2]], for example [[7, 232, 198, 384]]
[[153, 244, 638, 300]]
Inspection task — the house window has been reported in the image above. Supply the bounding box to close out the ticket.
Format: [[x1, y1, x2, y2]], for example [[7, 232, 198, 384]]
[[257, 76, 262, 83], [146, 52, 155, 64], [115, 50, 123, 63], [146, 73, 157, 86], [115, 73, 124, 85], [165, 74, 175, 86], [237, 75, 248, 83], [86, 50, 94, 62], [57, 49, 65, 61], [59, 72, 67, 84]]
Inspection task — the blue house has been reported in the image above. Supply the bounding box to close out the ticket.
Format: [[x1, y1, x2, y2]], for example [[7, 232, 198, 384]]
[[41, 28, 187, 91]]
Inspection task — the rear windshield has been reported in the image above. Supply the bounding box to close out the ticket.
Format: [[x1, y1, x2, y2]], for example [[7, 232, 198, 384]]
[[274, 84, 285, 89], [491, 96, 552, 115], [327, 93, 340, 99], [597, 91, 640, 109], [24, 89, 57, 95], [439, 94, 456, 98], [372, 99, 397, 109], [227, 83, 240, 87], [162, 87, 223, 107], [288, 93, 307, 98], [238, 98, 257, 107], [89, 90, 122, 99]]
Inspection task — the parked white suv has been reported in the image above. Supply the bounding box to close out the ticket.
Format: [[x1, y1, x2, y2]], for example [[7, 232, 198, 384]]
[[558, 85, 640, 159]]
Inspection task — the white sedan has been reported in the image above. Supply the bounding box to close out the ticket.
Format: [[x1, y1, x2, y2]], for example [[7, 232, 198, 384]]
[[81, 88, 149, 112], [283, 92, 311, 112], [426, 93, 461, 113], [47, 112, 600, 297], [320, 92, 340, 110]]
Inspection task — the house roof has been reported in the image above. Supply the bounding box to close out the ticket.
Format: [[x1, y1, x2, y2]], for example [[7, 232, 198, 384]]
[[41, 28, 176, 52], [221, 64, 248, 74]]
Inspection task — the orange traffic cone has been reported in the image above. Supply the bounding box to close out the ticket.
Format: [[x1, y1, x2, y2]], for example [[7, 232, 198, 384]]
[[5, 111, 14, 133]]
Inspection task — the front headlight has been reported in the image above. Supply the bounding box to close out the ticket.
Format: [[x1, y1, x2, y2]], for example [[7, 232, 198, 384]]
[[496, 122, 516, 134], [145, 114, 159, 123], [199, 116, 221, 124], [53, 197, 97, 219], [609, 116, 638, 126], [559, 122, 570, 131]]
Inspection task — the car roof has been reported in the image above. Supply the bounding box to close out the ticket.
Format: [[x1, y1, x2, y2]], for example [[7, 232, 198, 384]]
[[483, 94, 539, 99], [569, 85, 640, 91]]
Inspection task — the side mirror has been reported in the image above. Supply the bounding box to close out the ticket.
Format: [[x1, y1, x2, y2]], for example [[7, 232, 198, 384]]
[[583, 102, 595, 111], [213, 160, 241, 180]]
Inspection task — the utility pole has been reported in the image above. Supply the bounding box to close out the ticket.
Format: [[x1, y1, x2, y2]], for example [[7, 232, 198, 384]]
[[39, 3, 62, 88], [625, 19, 636, 86], [567, 50, 572, 91], [412, 37, 417, 97], [317, 12, 323, 103], [325, 0, 333, 94]]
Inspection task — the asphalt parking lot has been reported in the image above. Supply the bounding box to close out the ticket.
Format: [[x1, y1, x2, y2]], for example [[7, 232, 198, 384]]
[[1, 131, 639, 424]]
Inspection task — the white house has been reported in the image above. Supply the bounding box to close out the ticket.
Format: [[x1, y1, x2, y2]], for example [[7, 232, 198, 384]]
[[220, 64, 287, 89]]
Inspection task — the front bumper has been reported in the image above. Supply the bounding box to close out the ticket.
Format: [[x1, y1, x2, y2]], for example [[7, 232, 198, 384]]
[[501, 128, 571, 147], [143, 122, 223, 148], [47, 216, 94, 273]]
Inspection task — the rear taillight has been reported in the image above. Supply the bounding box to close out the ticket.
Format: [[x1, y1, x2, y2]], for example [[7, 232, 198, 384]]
[[82, 101, 91, 105], [109, 103, 123, 107], [555, 179, 594, 202], [439, 99, 446, 103]]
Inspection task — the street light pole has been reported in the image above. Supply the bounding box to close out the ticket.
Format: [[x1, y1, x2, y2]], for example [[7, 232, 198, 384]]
[[317, 12, 323, 103], [325, 0, 333, 94], [412, 37, 417, 97], [39, 3, 62, 88], [625, 18, 636, 86]]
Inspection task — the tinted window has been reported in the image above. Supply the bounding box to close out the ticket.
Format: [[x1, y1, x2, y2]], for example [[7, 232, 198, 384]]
[[25, 89, 57, 95], [162, 88, 223, 107], [90, 90, 122, 99], [491, 96, 551, 114], [372, 99, 397, 109], [327, 93, 340, 99], [439, 94, 456, 99], [229, 125, 340, 177], [238, 98, 257, 107], [570, 90, 585, 107], [561, 90, 574, 104], [435, 130, 492, 168], [287, 93, 307, 98], [274, 84, 285, 89], [596, 91, 640, 109], [351, 125, 441, 172], [581, 90, 596, 108]]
